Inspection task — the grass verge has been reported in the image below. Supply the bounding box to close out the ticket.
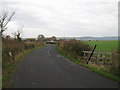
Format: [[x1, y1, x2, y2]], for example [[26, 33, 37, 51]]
[[56, 46, 120, 82], [2, 45, 44, 88]]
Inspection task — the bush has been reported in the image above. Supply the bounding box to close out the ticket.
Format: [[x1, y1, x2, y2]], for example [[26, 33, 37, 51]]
[[24, 44, 35, 49], [109, 50, 120, 76], [2, 40, 44, 66], [58, 39, 91, 57], [2, 40, 25, 58]]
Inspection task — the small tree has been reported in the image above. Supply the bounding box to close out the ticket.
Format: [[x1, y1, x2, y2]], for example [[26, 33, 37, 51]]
[[37, 34, 45, 41], [51, 36, 57, 41], [16, 31, 22, 42], [12, 25, 23, 42]]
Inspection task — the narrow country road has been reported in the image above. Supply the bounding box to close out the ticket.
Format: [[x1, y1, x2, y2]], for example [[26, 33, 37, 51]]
[[12, 44, 118, 88]]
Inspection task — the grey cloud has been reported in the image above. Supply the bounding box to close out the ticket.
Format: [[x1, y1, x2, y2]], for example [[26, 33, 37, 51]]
[[14, 12, 49, 28], [0, 0, 118, 37]]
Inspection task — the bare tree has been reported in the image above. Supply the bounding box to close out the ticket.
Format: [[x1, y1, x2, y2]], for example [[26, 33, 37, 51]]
[[12, 32, 17, 39], [0, 11, 15, 35], [12, 25, 23, 41]]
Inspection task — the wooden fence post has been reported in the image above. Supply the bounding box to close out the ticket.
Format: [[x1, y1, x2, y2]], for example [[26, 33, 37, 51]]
[[86, 45, 97, 64]]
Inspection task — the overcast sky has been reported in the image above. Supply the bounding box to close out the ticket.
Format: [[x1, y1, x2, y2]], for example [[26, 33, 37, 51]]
[[0, 0, 119, 38]]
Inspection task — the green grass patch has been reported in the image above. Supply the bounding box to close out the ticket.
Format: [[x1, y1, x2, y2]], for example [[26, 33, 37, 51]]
[[2, 45, 44, 88], [82, 40, 118, 52], [56, 46, 120, 82]]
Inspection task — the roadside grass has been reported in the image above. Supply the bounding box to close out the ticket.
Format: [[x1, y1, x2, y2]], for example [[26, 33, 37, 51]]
[[2, 45, 44, 88], [56, 46, 120, 82], [82, 40, 118, 52]]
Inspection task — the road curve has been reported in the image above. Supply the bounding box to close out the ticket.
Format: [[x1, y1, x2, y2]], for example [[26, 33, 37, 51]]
[[12, 44, 118, 88]]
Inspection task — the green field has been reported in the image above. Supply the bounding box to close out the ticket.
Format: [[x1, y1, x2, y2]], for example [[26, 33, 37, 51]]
[[82, 40, 118, 52]]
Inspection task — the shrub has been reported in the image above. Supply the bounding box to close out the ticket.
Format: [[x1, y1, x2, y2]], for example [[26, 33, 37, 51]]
[[109, 50, 120, 76], [3, 40, 23, 60], [24, 44, 35, 49], [58, 39, 91, 57]]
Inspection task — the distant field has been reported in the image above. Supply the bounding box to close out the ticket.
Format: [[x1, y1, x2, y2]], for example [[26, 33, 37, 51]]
[[82, 40, 118, 52]]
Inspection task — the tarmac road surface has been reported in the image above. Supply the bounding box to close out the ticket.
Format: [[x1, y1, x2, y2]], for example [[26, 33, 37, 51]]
[[12, 44, 118, 88]]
